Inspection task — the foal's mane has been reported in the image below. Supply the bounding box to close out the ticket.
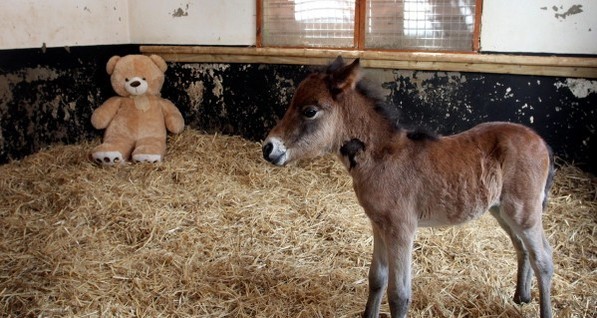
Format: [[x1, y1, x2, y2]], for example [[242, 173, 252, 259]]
[[324, 60, 438, 142]]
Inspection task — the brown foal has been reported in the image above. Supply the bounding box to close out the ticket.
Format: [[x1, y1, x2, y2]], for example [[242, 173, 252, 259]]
[[262, 57, 555, 318]]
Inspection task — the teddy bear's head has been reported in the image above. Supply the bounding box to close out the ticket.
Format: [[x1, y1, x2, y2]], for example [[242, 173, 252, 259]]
[[106, 54, 168, 97]]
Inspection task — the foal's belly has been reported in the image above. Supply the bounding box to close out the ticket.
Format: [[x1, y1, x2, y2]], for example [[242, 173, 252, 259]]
[[415, 181, 501, 227], [356, 181, 499, 229], [353, 151, 503, 229], [416, 205, 490, 227]]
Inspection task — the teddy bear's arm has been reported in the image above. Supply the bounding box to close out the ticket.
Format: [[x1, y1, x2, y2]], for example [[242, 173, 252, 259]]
[[160, 99, 185, 134], [91, 97, 123, 129]]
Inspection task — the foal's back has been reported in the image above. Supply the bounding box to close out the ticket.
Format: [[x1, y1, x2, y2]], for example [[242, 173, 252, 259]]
[[366, 122, 552, 227]]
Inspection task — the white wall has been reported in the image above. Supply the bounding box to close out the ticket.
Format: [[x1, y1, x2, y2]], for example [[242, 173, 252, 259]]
[[0, 0, 594, 55], [481, 0, 597, 54], [129, 0, 255, 46], [0, 0, 130, 50], [0, 0, 255, 50]]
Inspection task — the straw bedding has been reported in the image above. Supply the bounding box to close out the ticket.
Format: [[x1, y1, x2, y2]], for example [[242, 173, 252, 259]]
[[0, 129, 595, 318]]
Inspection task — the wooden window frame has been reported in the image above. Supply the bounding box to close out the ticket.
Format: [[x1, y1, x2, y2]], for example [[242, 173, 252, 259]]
[[257, 0, 483, 53]]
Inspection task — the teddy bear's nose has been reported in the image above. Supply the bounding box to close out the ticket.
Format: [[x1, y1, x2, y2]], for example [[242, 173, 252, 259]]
[[130, 80, 141, 88]]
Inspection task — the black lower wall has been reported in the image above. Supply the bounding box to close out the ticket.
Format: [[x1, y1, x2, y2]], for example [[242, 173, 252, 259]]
[[0, 45, 139, 159], [1, 45, 596, 173]]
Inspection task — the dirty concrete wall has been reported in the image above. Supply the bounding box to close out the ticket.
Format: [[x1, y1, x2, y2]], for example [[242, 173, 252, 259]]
[[377, 70, 596, 168], [0, 45, 139, 161], [1, 46, 596, 173]]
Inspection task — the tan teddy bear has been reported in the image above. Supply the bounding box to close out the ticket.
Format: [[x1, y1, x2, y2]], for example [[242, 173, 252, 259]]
[[90, 54, 185, 165]]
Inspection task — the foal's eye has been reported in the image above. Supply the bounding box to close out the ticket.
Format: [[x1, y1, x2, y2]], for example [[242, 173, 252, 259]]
[[302, 107, 318, 119]]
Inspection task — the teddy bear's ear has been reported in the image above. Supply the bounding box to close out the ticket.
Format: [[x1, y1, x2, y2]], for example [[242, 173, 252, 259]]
[[149, 55, 168, 73], [106, 56, 121, 75]]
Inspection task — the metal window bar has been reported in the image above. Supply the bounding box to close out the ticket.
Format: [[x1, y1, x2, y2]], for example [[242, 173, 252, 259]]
[[365, 0, 476, 51], [262, 0, 356, 48]]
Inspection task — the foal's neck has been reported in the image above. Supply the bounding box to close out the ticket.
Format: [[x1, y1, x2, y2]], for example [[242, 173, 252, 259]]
[[338, 93, 399, 168]]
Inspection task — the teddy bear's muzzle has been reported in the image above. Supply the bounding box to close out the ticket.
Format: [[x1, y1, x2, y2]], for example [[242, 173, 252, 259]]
[[125, 76, 149, 96]]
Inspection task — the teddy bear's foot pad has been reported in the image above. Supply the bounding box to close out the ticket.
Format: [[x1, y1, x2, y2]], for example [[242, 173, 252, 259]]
[[132, 154, 162, 164], [92, 151, 125, 166]]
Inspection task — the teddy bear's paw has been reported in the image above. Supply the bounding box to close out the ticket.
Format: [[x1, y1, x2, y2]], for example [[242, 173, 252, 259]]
[[92, 151, 125, 166], [132, 154, 162, 164]]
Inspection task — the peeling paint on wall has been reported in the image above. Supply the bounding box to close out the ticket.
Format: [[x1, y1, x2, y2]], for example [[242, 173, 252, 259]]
[[554, 78, 597, 98], [0, 75, 12, 105], [212, 74, 224, 98], [384, 70, 595, 173], [273, 74, 295, 107], [186, 80, 204, 111], [181, 63, 230, 78], [0, 67, 62, 116]]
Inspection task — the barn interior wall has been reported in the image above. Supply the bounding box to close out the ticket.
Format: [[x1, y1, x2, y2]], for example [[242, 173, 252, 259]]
[[1, 1, 595, 54], [0, 46, 595, 173], [0, 1, 595, 172]]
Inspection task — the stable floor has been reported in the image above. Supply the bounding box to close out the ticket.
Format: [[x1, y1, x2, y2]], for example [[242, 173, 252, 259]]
[[0, 129, 595, 317]]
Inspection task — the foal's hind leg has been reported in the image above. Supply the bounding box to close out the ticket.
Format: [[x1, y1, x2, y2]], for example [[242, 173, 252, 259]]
[[489, 207, 533, 304], [498, 204, 554, 318], [517, 223, 553, 318]]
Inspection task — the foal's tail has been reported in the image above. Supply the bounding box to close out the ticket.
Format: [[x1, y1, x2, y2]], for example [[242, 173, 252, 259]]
[[542, 143, 556, 212]]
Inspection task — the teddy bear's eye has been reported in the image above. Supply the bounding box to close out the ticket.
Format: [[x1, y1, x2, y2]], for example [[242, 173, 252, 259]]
[[125, 78, 129, 82], [142, 77, 146, 81]]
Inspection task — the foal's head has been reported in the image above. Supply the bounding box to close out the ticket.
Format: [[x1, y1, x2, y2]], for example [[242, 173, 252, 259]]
[[262, 57, 369, 166]]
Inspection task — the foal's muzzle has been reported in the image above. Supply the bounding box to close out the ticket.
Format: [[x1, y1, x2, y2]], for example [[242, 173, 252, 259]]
[[262, 138, 288, 166]]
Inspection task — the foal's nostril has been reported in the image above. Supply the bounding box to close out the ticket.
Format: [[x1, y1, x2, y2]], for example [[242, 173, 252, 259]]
[[130, 81, 141, 88], [262, 142, 273, 159]]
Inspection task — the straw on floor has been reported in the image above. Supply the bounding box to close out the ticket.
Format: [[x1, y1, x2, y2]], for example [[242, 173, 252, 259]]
[[1, 129, 595, 317]]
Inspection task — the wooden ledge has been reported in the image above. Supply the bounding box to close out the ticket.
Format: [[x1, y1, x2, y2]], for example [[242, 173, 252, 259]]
[[140, 46, 597, 78]]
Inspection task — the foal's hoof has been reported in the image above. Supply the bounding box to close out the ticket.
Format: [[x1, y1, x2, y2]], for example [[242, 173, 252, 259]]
[[513, 293, 531, 304], [362, 313, 389, 318]]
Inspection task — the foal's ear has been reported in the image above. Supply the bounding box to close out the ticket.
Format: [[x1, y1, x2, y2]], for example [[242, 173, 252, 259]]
[[327, 55, 345, 73], [329, 58, 361, 96]]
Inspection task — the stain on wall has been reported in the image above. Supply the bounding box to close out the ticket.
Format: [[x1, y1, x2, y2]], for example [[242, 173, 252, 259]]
[[162, 63, 307, 140], [1, 46, 596, 173], [0, 45, 138, 163], [553, 4, 584, 20], [172, 4, 190, 18]]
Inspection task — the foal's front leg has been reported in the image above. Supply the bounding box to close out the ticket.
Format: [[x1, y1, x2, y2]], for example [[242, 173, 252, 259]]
[[385, 227, 416, 318], [363, 223, 415, 318], [363, 225, 388, 318]]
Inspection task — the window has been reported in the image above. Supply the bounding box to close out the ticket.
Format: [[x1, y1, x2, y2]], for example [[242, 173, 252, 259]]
[[262, 0, 356, 48], [260, 0, 480, 51]]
